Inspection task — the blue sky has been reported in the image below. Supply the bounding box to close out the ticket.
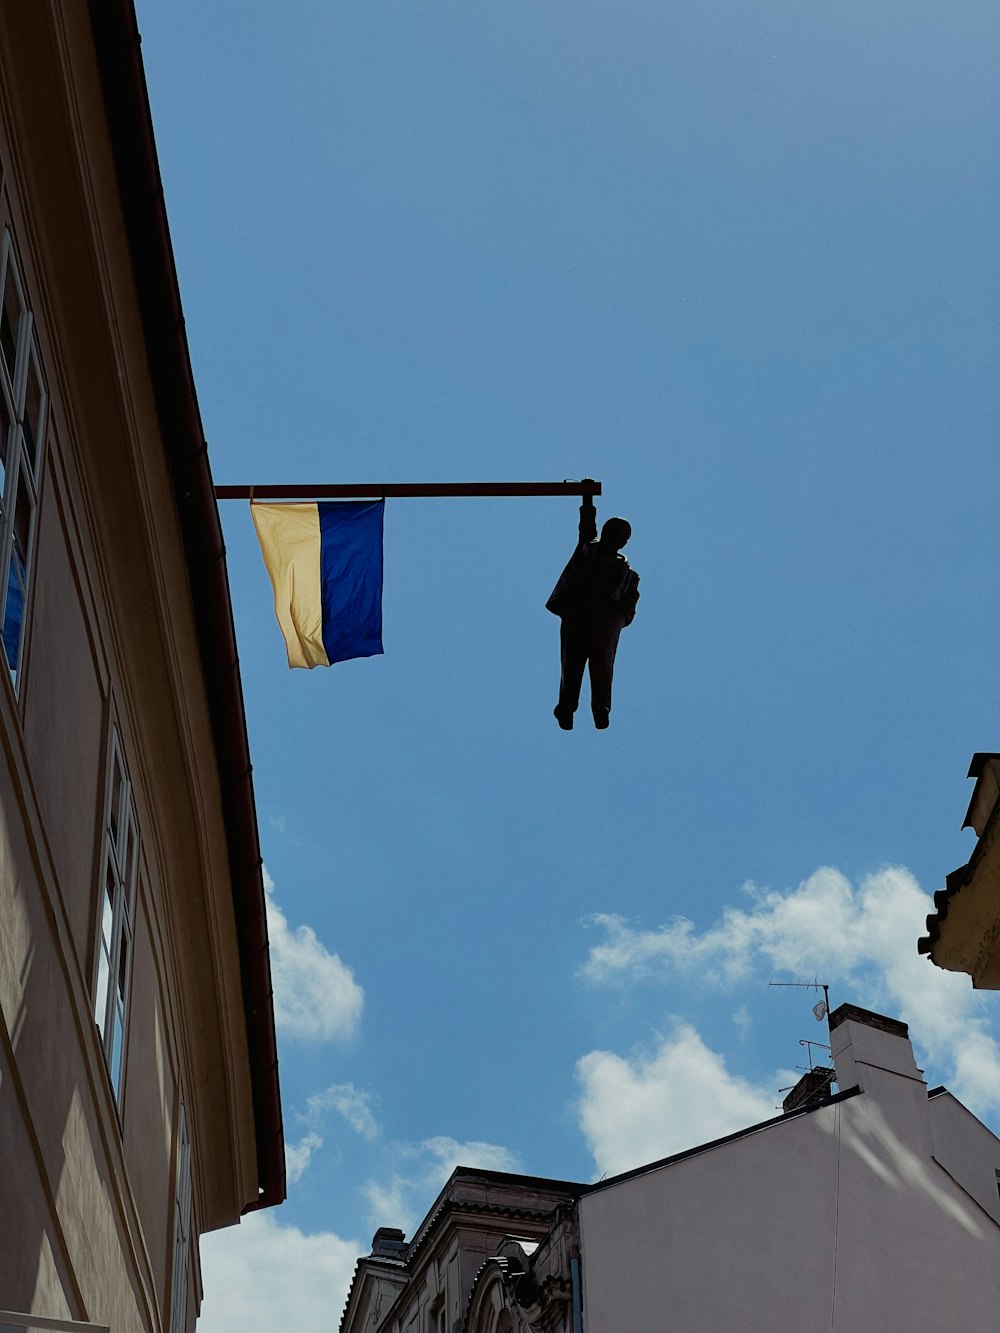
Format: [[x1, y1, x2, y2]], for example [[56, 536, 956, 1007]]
[[133, 1, 1000, 1324]]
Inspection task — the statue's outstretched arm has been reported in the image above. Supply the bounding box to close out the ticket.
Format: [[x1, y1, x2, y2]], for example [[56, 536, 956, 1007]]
[[579, 497, 597, 545]]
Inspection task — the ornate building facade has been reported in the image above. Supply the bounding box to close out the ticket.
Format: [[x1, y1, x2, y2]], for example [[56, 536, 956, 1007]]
[[920, 752, 1000, 988]]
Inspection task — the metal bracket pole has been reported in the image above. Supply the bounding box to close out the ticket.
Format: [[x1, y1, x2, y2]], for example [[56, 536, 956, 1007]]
[[215, 481, 602, 500]]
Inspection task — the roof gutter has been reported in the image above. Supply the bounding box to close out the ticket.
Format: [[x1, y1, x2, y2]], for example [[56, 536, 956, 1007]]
[[86, 0, 284, 1210]]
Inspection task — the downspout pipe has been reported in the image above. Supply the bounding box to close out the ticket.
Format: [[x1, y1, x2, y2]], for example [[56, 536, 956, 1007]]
[[570, 1254, 583, 1333], [86, 0, 285, 1210]]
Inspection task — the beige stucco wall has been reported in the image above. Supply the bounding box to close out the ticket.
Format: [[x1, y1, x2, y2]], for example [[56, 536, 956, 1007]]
[[21, 466, 106, 961], [0, 3, 261, 1329], [0, 718, 150, 1327], [124, 908, 180, 1319]]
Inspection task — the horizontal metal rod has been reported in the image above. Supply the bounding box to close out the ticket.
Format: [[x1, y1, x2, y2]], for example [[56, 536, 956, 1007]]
[[215, 480, 601, 500]]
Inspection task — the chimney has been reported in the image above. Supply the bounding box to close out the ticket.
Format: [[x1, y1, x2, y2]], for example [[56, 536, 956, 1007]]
[[371, 1227, 407, 1259], [829, 1003, 921, 1092], [782, 1066, 836, 1114]]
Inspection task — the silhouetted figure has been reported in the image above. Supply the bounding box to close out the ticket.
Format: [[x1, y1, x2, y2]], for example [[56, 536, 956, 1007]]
[[546, 494, 639, 729]]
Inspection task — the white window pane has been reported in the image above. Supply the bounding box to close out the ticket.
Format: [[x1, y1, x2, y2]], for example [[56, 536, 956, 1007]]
[[94, 944, 110, 1033], [101, 878, 114, 946], [96, 729, 139, 1106]]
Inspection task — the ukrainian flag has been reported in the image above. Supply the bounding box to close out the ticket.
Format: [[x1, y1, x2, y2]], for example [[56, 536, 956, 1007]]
[[251, 501, 384, 668]]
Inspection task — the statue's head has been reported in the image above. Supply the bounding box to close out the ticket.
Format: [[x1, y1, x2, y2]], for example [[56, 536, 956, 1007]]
[[600, 517, 631, 551]]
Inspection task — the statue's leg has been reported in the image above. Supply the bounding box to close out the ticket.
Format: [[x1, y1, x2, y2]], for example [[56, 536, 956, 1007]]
[[589, 623, 622, 729], [556, 619, 586, 729]]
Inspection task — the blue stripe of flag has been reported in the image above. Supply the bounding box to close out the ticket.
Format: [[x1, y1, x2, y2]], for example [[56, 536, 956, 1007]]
[[318, 500, 384, 665]]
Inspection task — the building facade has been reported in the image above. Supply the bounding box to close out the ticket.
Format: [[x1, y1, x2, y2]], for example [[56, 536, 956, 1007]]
[[919, 752, 1000, 988], [343, 1006, 1000, 1332], [0, 4, 283, 1330], [341, 1175, 583, 1333]]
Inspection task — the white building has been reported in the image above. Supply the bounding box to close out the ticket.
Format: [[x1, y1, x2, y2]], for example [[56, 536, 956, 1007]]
[[341, 1004, 1000, 1333]]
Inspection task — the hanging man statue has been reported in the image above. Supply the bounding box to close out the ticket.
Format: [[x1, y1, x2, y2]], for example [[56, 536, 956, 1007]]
[[546, 488, 639, 730]]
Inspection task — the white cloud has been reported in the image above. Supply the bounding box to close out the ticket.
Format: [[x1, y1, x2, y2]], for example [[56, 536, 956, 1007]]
[[363, 1136, 520, 1235], [285, 1131, 323, 1185], [306, 1083, 381, 1140], [283, 1083, 380, 1185], [264, 868, 364, 1042], [363, 1176, 414, 1231], [418, 1135, 519, 1179], [732, 1004, 752, 1038], [582, 909, 750, 986], [577, 1022, 777, 1178], [197, 1212, 360, 1333], [580, 866, 1000, 1123]]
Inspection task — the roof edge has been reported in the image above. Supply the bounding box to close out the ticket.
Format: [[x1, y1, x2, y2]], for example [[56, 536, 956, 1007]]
[[86, 0, 284, 1209], [583, 1085, 863, 1195], [920, 752, 1000, 965]]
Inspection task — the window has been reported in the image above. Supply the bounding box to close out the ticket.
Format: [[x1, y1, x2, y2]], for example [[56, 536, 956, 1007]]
[[169, 1104, 193, 1333], [93, 725, 137, 1101], [0, 229, 45, 684]]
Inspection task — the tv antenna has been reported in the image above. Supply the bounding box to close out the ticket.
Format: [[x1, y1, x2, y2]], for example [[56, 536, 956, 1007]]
[[768, 978, 831, 1023], [797, 1037, 832, 1071]]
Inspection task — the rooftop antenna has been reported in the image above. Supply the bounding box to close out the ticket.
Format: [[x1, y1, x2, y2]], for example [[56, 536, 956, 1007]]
[[797, 1037, 832, 1071], [777, 1039, 833, 1095], [768, 978, 831, 1023], [771, 980, 837, 1110]]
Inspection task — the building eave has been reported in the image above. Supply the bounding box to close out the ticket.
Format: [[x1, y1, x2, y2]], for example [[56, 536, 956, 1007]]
[[86, 0, 284, 1209], [919, 754, 1000, 989]]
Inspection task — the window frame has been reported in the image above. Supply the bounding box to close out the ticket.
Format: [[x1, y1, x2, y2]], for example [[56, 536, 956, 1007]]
[[431, 1293, 448, 1333], [0, 225, 46, 689], [93, 723, 138, 1105], [169, 1103, 193, 1333]]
